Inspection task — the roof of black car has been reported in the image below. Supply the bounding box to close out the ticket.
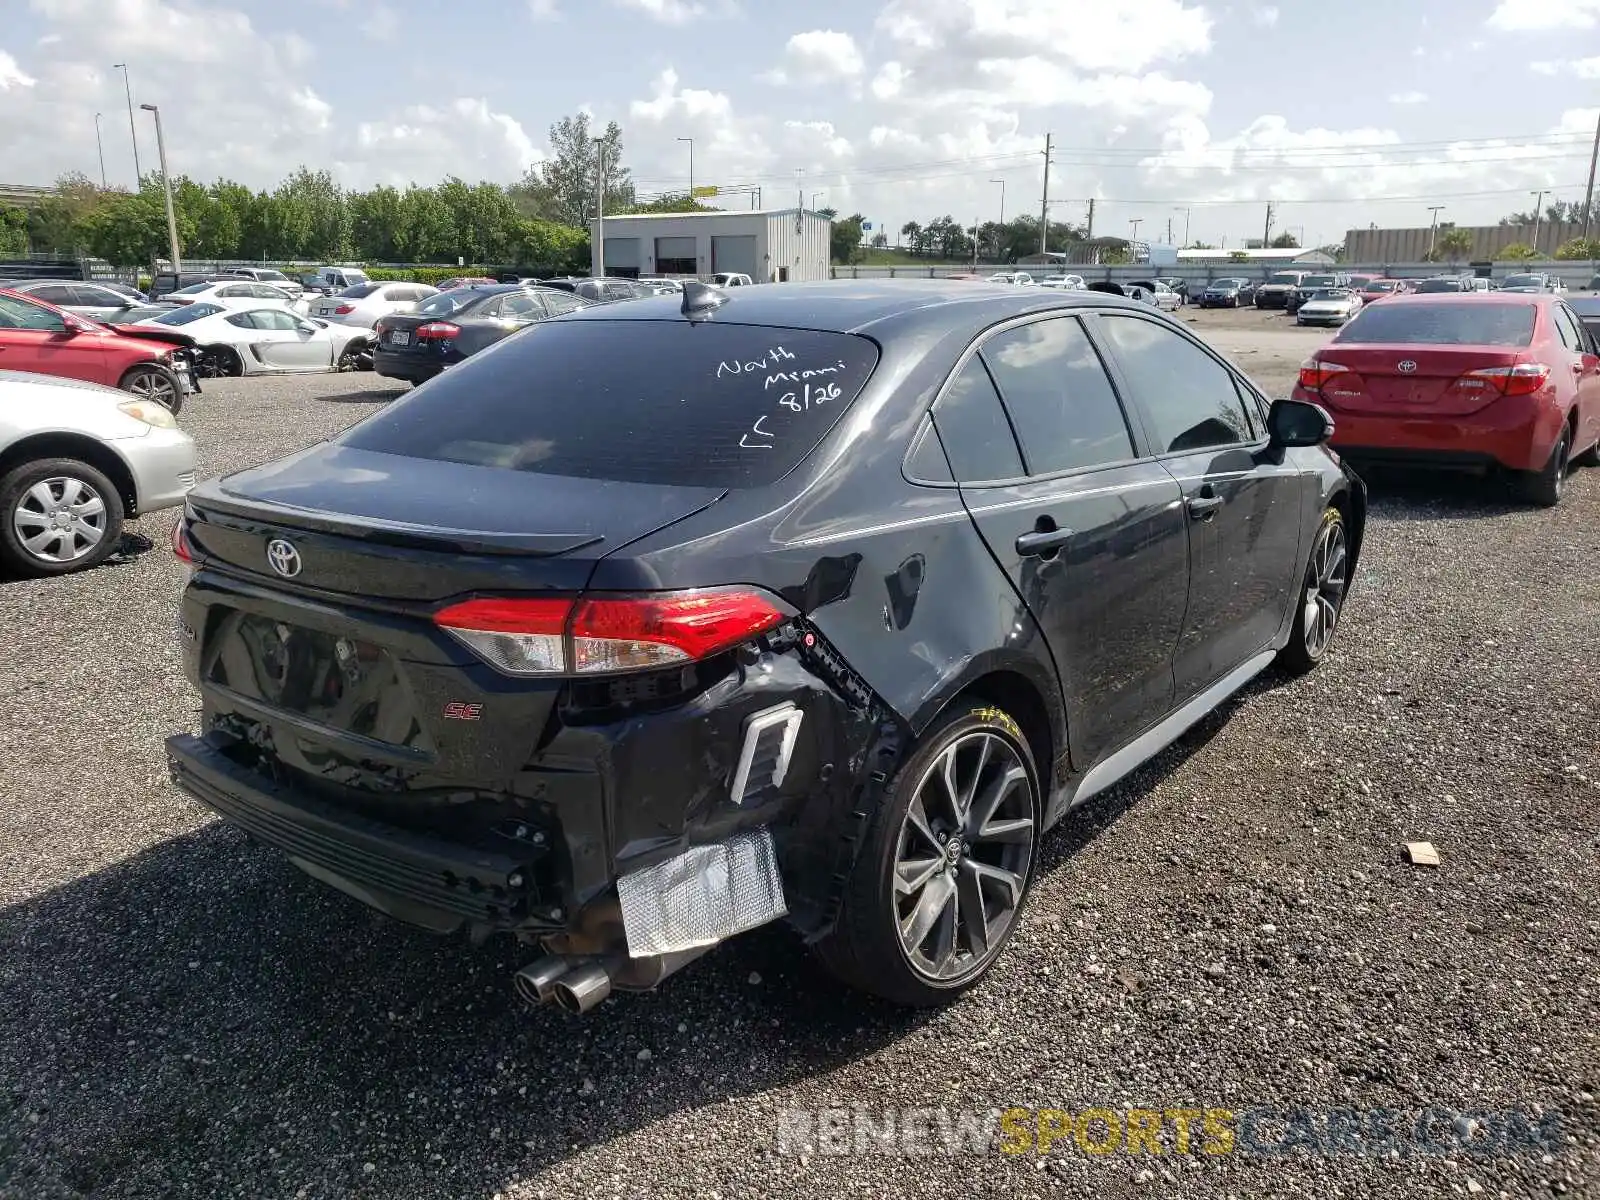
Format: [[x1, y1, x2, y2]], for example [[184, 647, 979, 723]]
[[560, 277, 1152, 336]]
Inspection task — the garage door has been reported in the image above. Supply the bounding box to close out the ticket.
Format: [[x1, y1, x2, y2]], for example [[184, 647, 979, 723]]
[[655, 236, 697, 275], [604, 237, 640, 277], [711, 235, 758, 278]]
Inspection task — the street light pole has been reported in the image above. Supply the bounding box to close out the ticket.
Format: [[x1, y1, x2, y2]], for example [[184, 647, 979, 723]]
[[1427, 205, 1445, 256], [1175, 206, 1190, 247], [139, 104, 181, 272], [592, 137, 606, 277], [93, 112, 107, 189], [113, 63, 141, 185], [1529, 190, 1547, 256], [811, 191, 824, 210], [677, 136, 693, 200]]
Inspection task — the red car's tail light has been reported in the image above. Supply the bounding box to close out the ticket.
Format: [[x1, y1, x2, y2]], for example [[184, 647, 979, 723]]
[[1455, 363, 1550, 398], [171, 517, 195, 564], [333, 303, 355, 315], [415, 321, 461, 340], [1298, 358, 1349, 390], [433, 590, 789, 676]]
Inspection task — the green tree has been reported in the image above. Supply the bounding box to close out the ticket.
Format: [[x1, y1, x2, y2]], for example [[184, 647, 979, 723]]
[[192, 179, 248, 258], [348, 185, 403, 261], [512, 113, 632, 226], [817, 209, 865, 264], [0, 205, 28, 254], [28, 172, 106, 253], [1554, 237, 1600, 260], [83, 190, 168, 267], [395, 187, 454, 262], [1497, 242, 1538, 261], [277, 167, 348, 259], [899, 221, 924, 256], [619, 194, 716, 215], [513, 217, 589, 273], [1269, 231, 1300, 249], [1436, 227, 1473, 262]]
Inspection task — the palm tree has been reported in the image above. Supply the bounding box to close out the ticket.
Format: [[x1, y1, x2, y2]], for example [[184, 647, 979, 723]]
[[900, 221, 923, 257]]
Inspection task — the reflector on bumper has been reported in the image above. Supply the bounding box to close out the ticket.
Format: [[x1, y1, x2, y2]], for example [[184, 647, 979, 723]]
[[616, 829, 788, 957]]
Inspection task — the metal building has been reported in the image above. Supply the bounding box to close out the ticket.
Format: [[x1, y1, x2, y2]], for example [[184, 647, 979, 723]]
[[587, 209, 833, 283]]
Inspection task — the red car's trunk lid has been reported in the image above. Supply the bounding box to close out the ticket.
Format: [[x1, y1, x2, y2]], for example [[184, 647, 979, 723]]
[[1309, 345, 1532, 416]]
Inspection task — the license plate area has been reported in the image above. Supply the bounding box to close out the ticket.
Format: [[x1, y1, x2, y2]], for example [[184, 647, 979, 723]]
[[389, 331, 411, 346], [206, 611, 426, 748]]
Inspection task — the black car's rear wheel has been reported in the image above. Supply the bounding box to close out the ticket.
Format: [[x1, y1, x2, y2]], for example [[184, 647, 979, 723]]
[[814, 701, 1039, 1006], [1277, 506, 1348, 675]]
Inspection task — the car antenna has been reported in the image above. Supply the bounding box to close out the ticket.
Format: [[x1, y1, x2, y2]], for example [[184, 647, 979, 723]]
[[681, 280, 727, 321]]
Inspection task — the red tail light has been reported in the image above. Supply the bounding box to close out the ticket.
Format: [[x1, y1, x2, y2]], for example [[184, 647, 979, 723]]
[[433, 589, 790, 676], [171, 517, 195, 564], [1298, 358, 1349, 390], [415, 321, 462, 340], [1454, 363, 1550, 398], [333, 303, 355, 315]]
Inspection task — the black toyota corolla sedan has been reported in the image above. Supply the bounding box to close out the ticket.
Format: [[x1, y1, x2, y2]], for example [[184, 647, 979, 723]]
[[372, 283, 592, 384], [165, 279, 1365, 1011]]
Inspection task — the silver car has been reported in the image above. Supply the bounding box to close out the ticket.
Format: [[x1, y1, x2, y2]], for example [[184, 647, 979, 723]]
[[5, 279, 149, 322], [0, 369, 195, 577]]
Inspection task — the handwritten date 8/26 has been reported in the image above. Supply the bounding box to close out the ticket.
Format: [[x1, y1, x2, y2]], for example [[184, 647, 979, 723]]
[[739, 381, 841, 450]]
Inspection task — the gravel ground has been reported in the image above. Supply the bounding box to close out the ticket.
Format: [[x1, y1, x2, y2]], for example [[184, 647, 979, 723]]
[[2, 328, 1598, 1200]]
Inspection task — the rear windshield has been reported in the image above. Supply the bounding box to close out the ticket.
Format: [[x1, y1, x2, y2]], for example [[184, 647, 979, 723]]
[[341, 321, 881, 488], [1268, 273, 1300, 284], [417, 291, 482, 316], [1334, 302, 1536, 347], [1500, 274, 1543, 289], [150, 303, 224, 325], [339, 283, 382, 299], [1301, 275, 1337, 287], [1365, 280, 1398, 290], [1413, 279, 1465, 293]]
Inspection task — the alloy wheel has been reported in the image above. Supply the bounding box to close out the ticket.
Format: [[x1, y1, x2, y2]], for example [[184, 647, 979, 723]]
[[893, 731, 1036, 982], [126, 368, 178, 409], [11, 476, 109, 563], [1302, 518, 1348, 658]]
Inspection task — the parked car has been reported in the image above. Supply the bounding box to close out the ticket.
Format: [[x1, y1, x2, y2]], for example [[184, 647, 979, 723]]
[[1358, 279, 1407, 305], [137, 304, 375, 377], [221, 267, 304, 299], [4, 279, 158, 322], [1156, 278, 1190, 305], [984, 272, 1036, 287], [1498, 272, 1565, 295], [572, 278, 658, 303], [99, 281, 149, 304], [1199, 278, 1253, 308], [1294, 293, 1600, 505], [296, 272, 335, 298], [313, 266, 371, 293], [1286, 274, 1346, 315], [709, 272, 756, 287], [1036, 274, 1086, 291], [0, 370, 195, 577], [435, 276, 497, 292], [1569, 295, 1600, 342], [0, 288, 197, 413], [1294, 287, 1364, 327], [1126, 280, 1182, 312], [637, 275, 685, 293], [157, 279, 309, 315], [164, 279, 1364, 1010], [373, 284, 590, 384], [310, 281, 440, 329], [1412, 276, 1475, 294], [149, 271, 230, 301], [1255, 271, 1308, 309]]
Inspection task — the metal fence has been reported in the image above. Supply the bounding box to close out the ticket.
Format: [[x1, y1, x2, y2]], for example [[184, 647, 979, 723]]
[[829, 260, 1600, 288]]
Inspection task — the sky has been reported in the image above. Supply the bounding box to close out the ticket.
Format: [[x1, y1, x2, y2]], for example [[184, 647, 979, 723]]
[[1, 0, 1598, 250]]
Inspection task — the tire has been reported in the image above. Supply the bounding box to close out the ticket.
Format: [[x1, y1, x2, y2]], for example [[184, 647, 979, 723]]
[[1276, 505, 1349, 676], [1574, 429, 1600, 468], [337, 338, 373, 372], [1519, 427, 1570, 507], [0, 457, 126, 578], [813, 701, 1041, 1007], [196, 346, 243, 378], [119, 364, 183, 415]]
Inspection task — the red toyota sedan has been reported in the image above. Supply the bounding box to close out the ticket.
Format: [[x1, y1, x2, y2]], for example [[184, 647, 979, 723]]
[[0, 287, 197, 412], [1293, 293, 1600, 505]]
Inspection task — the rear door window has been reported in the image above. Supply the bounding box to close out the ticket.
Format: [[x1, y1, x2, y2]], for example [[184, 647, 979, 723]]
[[980, 316, 1135, 475], [920, 357, 1024, 483], [1334, 303, 1536, 346], [1552, 305, 1584, 351], [341, 321, 881, 488]]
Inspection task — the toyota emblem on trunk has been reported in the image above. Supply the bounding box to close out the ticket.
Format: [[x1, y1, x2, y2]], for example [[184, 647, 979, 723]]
[[266, 538, 302, 578], [1397, 359, 1418, 373]]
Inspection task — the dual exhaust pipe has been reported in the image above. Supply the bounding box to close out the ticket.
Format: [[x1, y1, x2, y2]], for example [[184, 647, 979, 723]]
[[514, 955, 613, 1014]]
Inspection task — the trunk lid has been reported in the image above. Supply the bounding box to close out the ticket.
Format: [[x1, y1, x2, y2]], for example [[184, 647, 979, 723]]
[[1310, 344, 1530, 415], [187, 442, 726, 601]]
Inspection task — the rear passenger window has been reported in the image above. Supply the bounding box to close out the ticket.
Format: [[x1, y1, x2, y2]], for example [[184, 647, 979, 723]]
[[924, 357, 1024, 483], [980, 316, 1134, 475], [1553, 306, 1583, 351], [1097, 315, 1254, 454]]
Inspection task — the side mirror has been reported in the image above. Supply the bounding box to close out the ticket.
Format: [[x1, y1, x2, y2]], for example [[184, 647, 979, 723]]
[[1267, 397, 1334, 448]]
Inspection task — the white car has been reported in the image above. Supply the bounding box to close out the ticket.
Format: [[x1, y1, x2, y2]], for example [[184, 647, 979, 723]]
[[1126, 280, 1182, 312], [1295, 288, 1364, 327], [0, 369, 195, 577], [310, 281, 440, 329], [985, 271, 1036, 286], [136, 304, 374, 377], [159, 279, 308, 315], [708, 272, 753, 287], [220, 267, 304, 299], [1037, 275, 1086, 290]]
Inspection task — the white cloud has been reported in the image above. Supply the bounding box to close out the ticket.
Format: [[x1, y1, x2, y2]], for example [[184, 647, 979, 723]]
[[1252, 6, 1279, 28], [763, 30, 864, 85], [871, 61, 908, 100], [1388, 90, 1428, 104], [353, 98, 540, 184], [360, 6, 398, 41], [613, 0, 708, 24], [1487, 0, 1600, 31], [1530, 56, 1600, 77], [0, 49, 36, 89], [527, 0, 559, 16]]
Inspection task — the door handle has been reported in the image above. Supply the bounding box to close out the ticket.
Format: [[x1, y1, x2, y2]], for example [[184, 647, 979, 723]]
[[1015, 527, 1074, 557], [1186, 494, 1224, 519]]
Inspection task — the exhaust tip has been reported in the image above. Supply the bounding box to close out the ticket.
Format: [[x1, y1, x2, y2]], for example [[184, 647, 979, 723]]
[[551, 963, 612, 1014], [512, 955, 571, 1007]]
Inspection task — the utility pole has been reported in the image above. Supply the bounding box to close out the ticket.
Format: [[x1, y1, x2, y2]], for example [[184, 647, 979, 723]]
[[1175, 206, 1191, 247], [972, 216, 980, 269], [1427, 205, 1445, 256], [1129, 218, 1142, 251], [93, 112, 107, 189], [1085, 197, 1095, 242], [1262, 202, 1274, 250], [990, 179, 1006, 228], [139, 104, 181, 272], [1530, 189, 1547, 256], [1039, 132, 1052, 257], [113, 63, 141, 185], [591, 137, 606, 277], [1582, 110, 1600, 242], [677, 136, 693, 200], [1166, 217, 1173, 245]]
